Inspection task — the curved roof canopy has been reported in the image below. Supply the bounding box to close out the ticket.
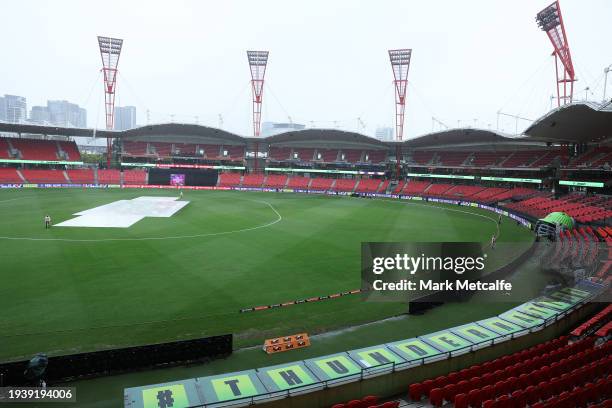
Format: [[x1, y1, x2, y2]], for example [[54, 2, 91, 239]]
[[403, 128, 523, 149], [2, 101, 611, 148], [524, 102, 612, 143], [264, 128, 388, 148], [117, 123, 246, 144]]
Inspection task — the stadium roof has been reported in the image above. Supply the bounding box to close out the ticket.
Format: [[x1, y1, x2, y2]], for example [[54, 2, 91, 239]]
[[265, 128, 387, 148], [401, 128, 528, 149], [524, 101, 612, 143], [0, 122, 96, 138], [117, 123, 245, 144], [2, 101, 611, 148]]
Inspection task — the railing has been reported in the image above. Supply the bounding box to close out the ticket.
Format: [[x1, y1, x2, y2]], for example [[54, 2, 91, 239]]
[[190, 292, 597, 408]]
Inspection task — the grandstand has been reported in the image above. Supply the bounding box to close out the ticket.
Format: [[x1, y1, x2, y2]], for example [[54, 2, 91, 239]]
[[262, 174, 288, 189], [1, 0, 612, 406], [355, 178, 383, 193], [241, 173, 265, 188], [408, 335, 611, 408], [0, 110, 609, 408], [0, 37, 610, 408]]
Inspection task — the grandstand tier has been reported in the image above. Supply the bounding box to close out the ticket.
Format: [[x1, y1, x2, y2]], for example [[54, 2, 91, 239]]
[[504, 195, 612, 223], [97, 169, 121, 184], [0, 168, 23, 183], [403, 180, 430, 195], [9, 138, 60, 161], [66, 169, 94, 184], [263, 174, 288, 189], [286, 176, 310, 189], [355, 178, 383, 193], [241, 173, 265, 188], [309, 177, 334, 190], [333, 178, 357, 192], [0, 138, 11, 159], [218, 172, 241, 187], [412, 336, 611, 408], [122, 169, 147, 185], [20, 169, 67, 183], [57, 141, 81, 161]]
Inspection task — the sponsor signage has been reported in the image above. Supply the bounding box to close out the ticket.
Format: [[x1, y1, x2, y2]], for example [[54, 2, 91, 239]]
[[0, 158, 83, 165], [404, 174, 541, 183], [407, 173, 475, 180], [481, 176, 542, 184], [121, 162, 245, 170], [265, 167, 385, 175], [559, 180, 604, 188]]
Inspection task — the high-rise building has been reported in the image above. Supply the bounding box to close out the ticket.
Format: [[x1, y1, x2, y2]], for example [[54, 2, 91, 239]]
[[46, 100, 87, 128], [375, 126, 394, 141], [30, 106, 51, 124], [3, 95, 27, 123], [0, 96, 6, 122], [114, 106, 137, 130], [261, 121, 305, 137]]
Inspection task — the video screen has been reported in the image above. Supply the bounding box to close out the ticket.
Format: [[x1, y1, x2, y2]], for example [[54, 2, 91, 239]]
[[170, 173, 186, 186]]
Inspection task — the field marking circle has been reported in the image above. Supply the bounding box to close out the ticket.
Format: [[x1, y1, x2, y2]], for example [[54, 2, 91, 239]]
[[0, 199, 282, 243], [0, 191, 502, 243]]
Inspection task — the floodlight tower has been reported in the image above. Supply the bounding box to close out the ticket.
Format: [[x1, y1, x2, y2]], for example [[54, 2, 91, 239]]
[[97, 36, 123, 167], [388, 49, 412, 179], [536, 1, 575, 107], [247, 51, 269, 172]]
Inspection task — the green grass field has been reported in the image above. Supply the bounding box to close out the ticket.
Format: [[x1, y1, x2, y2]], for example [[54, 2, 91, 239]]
[[0, 188, 534, 364]]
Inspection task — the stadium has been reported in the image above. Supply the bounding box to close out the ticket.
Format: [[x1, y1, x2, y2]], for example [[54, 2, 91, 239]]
[[1, 1, 611, 408]]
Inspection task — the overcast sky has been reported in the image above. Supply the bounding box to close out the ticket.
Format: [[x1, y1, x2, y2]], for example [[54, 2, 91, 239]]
[[2, 0, 611, 139]]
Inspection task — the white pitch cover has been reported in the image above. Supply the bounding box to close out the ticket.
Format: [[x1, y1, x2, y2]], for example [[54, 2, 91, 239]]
[[55, 196, 189, 228]]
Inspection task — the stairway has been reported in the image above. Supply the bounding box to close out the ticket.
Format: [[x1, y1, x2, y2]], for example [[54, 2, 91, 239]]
[[16, 169, 27, 183]]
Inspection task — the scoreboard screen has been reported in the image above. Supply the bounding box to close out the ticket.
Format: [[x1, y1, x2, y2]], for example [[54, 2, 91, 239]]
[[170, 174, 186, 186], [149, 168, 218, 186]]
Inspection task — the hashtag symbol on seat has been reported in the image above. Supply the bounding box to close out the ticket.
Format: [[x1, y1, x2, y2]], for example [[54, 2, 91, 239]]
[[157, 390, 174, 408]]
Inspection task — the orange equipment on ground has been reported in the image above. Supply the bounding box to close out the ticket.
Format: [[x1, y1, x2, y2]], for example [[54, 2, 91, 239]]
[[263, 333, 310, 354]]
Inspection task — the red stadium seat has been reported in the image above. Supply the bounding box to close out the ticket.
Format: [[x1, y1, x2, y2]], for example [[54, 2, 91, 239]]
[[408, 383, 422, 401], [421, 379, 434, 396], [442, 383, 458, 402], [511, 389, 526, 408], [454, 392, 469, 408], [433, 375, 448, 389], [361, 395, 378, 406], [468, 388, 483, 408], [429, 388, 443, 407]]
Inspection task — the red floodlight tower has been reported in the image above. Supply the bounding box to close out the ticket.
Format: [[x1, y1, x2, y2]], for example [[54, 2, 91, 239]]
[[247, 50, 269, 172], [388, 49, 412, 179], [247, 51, 269, 137], [97, 36, 123, 167], [536, 1, 575, 107]]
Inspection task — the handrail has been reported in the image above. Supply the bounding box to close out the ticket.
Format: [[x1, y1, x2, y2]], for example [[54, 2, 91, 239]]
[[191, 293, 596, 408]]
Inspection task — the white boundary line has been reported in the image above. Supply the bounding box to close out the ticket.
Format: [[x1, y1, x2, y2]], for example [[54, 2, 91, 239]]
[[0, 199, 282, 242], [0, 191, 502, 243], [378, 198, 500, 227]]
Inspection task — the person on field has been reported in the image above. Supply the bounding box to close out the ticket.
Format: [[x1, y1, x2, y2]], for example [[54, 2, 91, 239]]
[[44, 215, 51, 229], [491, 233, 496, 249], [498, 213, 502, 225], [179, 190, 183, 199]]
